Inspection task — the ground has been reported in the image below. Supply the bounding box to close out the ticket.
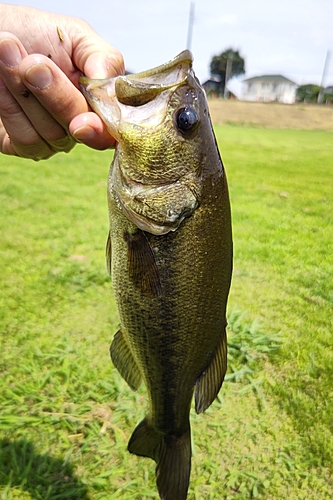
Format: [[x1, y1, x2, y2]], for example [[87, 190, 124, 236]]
[[208, 99, 333, 131]]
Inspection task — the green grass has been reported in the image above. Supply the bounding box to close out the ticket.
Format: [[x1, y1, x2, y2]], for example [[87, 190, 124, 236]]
[[0, 125, 332, 499], [217, 127, 333, 469]]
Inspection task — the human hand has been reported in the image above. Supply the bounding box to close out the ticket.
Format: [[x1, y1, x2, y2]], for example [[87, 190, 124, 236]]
[[0, 5, 124, 160]]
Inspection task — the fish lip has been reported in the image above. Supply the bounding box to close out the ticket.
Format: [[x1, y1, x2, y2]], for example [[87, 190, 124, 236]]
[[79, 76, 121, 141], [115, 50, 194, 106], [125, 50, 193, 80]]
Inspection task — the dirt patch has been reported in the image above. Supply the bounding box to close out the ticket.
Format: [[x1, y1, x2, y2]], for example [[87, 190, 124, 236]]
[[208, 99, 333, 131]]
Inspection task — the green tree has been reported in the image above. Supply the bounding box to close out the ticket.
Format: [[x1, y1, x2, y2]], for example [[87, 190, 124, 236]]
[[209, 48, 245, 96], [296, 84, 320, 103], [324, 91, 333, 104]]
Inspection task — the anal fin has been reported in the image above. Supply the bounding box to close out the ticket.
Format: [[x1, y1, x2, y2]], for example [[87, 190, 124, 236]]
[[110, 329, 142, 390], [195, 326, 228, 414], [128, 417, 160, 461], [128, 417, 191, 500]]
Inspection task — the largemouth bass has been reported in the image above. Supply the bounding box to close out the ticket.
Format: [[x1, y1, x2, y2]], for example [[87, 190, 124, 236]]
[[79, 50, 232, 500]]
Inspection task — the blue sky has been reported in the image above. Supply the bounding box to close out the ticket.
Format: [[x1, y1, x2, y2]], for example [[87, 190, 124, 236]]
[[5, 0, 333, 93]]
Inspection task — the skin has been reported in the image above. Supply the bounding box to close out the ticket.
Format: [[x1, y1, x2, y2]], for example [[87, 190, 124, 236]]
[[0, 3, 124, 160]]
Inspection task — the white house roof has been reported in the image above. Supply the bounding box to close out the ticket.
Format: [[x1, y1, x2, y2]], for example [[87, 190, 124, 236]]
[[243, 75, 296, 85]]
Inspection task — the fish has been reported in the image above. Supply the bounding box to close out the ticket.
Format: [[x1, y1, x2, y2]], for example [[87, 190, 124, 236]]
[[79, 50, 233, 500]]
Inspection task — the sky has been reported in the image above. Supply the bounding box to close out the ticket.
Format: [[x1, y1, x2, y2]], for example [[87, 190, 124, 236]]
[[4, 0, 333, 96]]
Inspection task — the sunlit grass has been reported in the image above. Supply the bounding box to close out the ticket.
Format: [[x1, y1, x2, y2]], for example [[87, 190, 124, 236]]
[[218, 126, 333, 474], [0, 125, 332, 499]]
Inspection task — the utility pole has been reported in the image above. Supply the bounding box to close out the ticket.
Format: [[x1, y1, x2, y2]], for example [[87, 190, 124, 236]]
[[224, 57, 232, 99], [186, 2, 195, 51], [318, 50, 331, 104]]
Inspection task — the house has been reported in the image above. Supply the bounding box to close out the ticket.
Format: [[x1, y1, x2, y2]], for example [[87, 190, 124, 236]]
[[202, 76, 223, 98], [242, 75, 297, 104], [324, 85, 333, 94], [323, 85, 333, 104], [202, 77, 237, 99]]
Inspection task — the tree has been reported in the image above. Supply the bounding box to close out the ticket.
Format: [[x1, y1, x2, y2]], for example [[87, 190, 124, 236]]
[[296, 84, 320, 103], [324, 90, 333, 104], [209, 48, 245, 97]]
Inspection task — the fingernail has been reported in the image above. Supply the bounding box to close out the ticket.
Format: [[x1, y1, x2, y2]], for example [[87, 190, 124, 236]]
[[25, 64, 53, 89], [0, 39, 22, 67], [72, 125, 96, 142]]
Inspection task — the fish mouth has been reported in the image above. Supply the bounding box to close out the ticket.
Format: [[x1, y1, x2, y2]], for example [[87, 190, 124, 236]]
[[114, 50, 193, 106], [79, 50, 194, 140]]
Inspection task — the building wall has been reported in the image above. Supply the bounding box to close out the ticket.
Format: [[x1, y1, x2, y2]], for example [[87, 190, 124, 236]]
[[242, 81, 296, 104]]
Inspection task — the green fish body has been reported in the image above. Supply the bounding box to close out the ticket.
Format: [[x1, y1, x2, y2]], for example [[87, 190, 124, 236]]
[[79, 51, 233, 500]]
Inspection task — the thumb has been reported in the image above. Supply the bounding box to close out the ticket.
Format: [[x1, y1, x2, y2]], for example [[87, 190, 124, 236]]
[[70, 24, 125, 79], [83, 49, 125, 79]]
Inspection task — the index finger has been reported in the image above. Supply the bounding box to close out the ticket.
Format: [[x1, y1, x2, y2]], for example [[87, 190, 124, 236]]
[[67, 21, 125, 79]]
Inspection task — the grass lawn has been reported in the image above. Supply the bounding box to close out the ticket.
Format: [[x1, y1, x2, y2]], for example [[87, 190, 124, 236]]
[[0, 125, 332, 499]]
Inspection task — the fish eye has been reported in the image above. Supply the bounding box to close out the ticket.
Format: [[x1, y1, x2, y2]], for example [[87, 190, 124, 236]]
[[175, 107, 199, 135]]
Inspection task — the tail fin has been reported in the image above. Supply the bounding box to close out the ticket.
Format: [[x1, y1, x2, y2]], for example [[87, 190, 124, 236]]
[[128, 417, 191, 500]]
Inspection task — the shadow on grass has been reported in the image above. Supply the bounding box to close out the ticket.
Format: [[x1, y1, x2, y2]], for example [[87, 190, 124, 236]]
[[0, 438, 90, 499]]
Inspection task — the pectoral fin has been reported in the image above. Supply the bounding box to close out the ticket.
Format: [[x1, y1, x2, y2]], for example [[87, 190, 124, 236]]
[[110, 329, 142, 391], [124, 229, 162, 297], [195, 327, 228, 414]]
